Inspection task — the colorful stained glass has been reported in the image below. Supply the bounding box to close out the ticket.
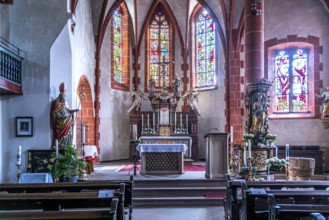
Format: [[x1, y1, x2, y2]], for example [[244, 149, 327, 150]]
[[148, 9, 172, 88], [195, 9, 216, 87], [274, 49, 308, 112], [112, 9, 122, 83]]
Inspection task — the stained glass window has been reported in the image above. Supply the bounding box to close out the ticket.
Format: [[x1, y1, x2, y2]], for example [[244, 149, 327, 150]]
[[112, 9, 122, 83], [195, 9, 216, 87], [274, 49, 308, 112], [149, 10, 171, 88]]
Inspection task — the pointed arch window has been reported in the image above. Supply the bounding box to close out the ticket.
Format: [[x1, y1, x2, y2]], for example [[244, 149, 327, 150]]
[[146, 7, 174, 90], [274, 49, 309, 112], [194, 9, 216, 89], [111, 4, 130, 91]]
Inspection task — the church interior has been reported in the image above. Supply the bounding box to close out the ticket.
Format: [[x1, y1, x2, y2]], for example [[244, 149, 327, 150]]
[[1, 0, 329, 219]]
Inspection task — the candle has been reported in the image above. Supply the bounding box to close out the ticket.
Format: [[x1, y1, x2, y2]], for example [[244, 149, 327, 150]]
[[153, 112, 155, 129], [55, 139, 59, 155], [180, 113, 182, 129], [142, 114, 144, 130], [275, 146, 278, 158], [243, 147, 247, 166], [17, 146, 21, 166], [174, 112, 176, 128], [186, 113, 188, 132], [285, 144, 289, 161], [230, 126, 233, 143], [147, 114, 150, 129], [248, 140, 252, 158], [82, 126, 86, 144]]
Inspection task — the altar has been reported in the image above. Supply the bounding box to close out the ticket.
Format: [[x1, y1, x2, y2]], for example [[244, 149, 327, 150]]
[[139, 136, 192, 159], [136, 144, 187, 175]]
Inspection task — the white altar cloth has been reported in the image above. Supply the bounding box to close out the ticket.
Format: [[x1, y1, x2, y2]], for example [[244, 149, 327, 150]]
[[139, 136, 192, 157], [136, 144, 187, 154]]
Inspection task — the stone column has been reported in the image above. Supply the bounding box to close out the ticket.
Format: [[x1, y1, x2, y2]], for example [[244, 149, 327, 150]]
[[244, 0, 264, 83]]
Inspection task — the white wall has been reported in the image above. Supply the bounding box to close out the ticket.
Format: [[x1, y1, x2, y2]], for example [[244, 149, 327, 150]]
[[0, 0, 69, 182]]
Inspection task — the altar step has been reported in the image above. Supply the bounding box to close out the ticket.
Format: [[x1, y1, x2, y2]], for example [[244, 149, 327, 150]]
[[133, 179, 227, 207]]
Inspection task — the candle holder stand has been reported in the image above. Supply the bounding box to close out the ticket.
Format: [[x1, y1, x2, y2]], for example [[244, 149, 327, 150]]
[[247, 157, 254, 181], [16, 164, 21, 182], [79, 143, 89, 181]]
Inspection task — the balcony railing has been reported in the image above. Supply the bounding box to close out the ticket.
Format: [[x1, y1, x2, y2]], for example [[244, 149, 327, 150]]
[[0, 37, 23, 94]]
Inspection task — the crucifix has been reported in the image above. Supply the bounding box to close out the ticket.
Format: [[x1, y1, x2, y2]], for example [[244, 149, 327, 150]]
[[155, 56, 174, 89]]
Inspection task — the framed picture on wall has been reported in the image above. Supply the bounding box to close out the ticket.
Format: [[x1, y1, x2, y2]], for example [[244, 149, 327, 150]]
[[16, 117, 33, 137]]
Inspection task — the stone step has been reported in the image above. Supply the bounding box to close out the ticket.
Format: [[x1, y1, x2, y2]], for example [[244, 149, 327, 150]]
[[133, 196, 224, 207], [134, 179, 226, 188], [133, 186, 226, 197]]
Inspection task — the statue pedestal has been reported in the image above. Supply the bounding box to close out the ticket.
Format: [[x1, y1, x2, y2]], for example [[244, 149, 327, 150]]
[[204, 133, 229, 179]]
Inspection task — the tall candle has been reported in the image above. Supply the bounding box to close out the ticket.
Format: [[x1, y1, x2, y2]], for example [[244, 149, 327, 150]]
[[275, 146, 278, 158], [55, 139, 59, 155], [82, 126, 86, 144], [153, 112, 155, 129], [147, 114, 150, 129], [174, 112, 176, 128], [248, 140, 252, 158], [243, 146, 247, 166], [285, 144, 289, 161], [230, 126, 234, 143], [186, 113, 188, 132], [142, 114, 144, 130], [17, 146, 21, 166], [180, 113, 183, 129]]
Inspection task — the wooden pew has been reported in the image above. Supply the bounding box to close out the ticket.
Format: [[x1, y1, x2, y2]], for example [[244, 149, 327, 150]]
[[224, 175, 329, 220], [240, 183, 329, 220], [0, 180, 131, 220], [0, 198, 119, 220]]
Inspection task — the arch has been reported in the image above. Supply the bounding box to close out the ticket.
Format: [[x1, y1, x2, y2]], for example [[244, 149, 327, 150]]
[[76, 76, 97, 157], [137, 0, 184, 58]]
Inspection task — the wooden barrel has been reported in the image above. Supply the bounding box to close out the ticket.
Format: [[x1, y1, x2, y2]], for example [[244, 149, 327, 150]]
[[288, 157, 315, 181]]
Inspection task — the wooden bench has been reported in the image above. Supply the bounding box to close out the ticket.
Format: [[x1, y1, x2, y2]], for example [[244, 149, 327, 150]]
[[0, 192, 119, 220], [0, 179, 133, 220], [224, 175, 329, 220]]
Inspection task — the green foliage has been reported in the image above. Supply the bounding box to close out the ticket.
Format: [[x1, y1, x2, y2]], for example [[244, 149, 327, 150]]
[[50, 144, 86, 181]]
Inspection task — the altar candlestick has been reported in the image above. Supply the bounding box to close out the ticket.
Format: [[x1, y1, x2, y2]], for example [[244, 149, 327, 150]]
[[153, 112, 155, 129], [243, 146, 247, 166], [55, 139, 59, 155], [174, 112, 176, 128], [180, 113, 182, 129], [285, 144, 289, 161], [186, 114, 188, 132], [230, 126, 234, 143], [17, 145, 22, 166], [142, 114, 144, 130], [248, 140, 251, 158], [147, 114, 150, 129], [82, 126, 86, 144]]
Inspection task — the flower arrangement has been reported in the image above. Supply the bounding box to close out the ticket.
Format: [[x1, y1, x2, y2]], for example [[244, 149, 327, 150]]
[[265, 134, 277, 143], [242, 133, 254, 142], [266, 157, 286, 171]]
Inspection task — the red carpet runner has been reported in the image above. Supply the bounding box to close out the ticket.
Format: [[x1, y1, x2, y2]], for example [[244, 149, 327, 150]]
[[116, 164, 205, 172]]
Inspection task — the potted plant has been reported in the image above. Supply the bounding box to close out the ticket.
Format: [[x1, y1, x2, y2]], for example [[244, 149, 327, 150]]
[[50, 144, 86, 182]]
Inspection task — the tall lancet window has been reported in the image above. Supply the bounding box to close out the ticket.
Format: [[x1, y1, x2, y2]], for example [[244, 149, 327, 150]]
[[111, 4, 130, 91], [195, 9, 216, 88], [147, 7, 174, 90], [274, 49, 309, 112], [112, 9, 122, 83]]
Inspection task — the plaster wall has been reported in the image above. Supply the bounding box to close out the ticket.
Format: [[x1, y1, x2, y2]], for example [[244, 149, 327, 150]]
[[0, 0, 69, 182], [264, 0, 329, 170], [98, 15, 131, 161]]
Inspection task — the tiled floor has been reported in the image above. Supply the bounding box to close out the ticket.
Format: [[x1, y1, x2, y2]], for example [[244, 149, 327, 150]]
[[91, 160, 226, 220]]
